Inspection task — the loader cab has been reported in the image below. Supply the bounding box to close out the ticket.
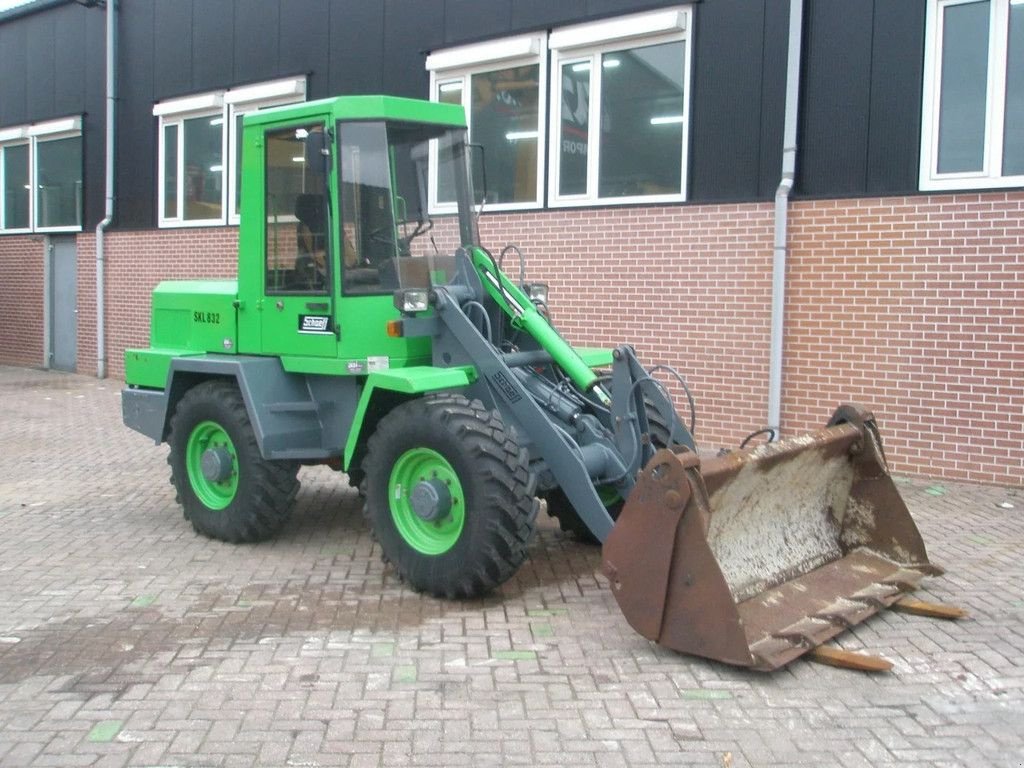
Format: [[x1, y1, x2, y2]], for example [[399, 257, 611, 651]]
[[235, 96, 475, 371]]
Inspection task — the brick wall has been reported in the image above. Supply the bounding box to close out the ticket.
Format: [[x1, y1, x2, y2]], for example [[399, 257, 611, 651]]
[[783, 195, 1023, 485], [0, 191, 1020, 485], [0, 235, 45, 367], [75, 228, 240, 380], [478, 193, 1022, 485]]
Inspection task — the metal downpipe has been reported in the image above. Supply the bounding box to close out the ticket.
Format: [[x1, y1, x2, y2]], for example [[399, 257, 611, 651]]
[[95, 0, 117, 379], [768, 0, 804, 435]]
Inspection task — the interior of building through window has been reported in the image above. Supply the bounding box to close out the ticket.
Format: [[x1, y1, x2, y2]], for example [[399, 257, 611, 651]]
[[35, 136, 82, 228], [936, 1, 990, 174], [1003, 2, 1024, 176], [183, 114, 223, 220], [559, 60, 591, 196], [598, 41, 684, 198], [470, 64, 539, 204], [163, 124, 178, 219], [2, 144, 30, 229], [234, 113, 245, 216], [436, 81, 463, 204]]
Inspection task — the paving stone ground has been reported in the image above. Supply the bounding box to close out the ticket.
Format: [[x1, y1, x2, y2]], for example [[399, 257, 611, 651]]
[[0, 365, 1021, 768]]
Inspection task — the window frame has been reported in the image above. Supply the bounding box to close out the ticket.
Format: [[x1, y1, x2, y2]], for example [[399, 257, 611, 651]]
[[0, 127, 32, 235], [920, 0, 1024, 190], [548, 8, 693, 208], [154, 77, 307, 228], [156, 94, 226, 229], [427, 33, 548, 214], [0, 117, 83, 235]]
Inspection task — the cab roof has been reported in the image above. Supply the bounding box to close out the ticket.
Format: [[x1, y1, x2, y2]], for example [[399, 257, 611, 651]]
[[243, 95, 467, 129]]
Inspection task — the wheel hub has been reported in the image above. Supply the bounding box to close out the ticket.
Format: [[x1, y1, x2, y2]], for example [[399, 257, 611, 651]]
[[410, 479, 452, 522], [200, 446, 234, 483], [388, 446, 465, 555]]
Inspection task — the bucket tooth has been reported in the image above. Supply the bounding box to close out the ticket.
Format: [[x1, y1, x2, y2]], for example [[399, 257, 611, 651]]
[[880, 568, 927, 592], [772, 617, 836, 647], [814, 598, 875, 628], [749, 636, 803, 670], [849, 582, 903, 608]]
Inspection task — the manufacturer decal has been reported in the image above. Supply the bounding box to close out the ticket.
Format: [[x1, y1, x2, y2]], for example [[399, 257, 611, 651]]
[[346, 361, 366, 374], [489, 371, 522, 403], [367, 356, 390, 372], [298, 314, 332, 335]]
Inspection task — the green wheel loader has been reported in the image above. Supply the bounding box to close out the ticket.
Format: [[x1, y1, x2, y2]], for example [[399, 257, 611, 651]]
[[123, 95, 950, 671]]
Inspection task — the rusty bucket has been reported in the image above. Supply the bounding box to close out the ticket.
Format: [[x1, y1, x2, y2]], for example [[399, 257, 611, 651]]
[[602, 404, 939, 671]]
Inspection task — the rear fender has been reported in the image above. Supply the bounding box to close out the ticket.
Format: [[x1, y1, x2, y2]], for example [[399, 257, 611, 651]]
[[122, 355, 360, 461]]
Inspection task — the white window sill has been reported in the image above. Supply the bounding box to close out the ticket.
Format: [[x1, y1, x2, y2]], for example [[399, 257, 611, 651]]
[[919, 174, 1024, 192], [549, 192, 686, 208], [35, 226, 82, 234], [158, 218, 228, 229]]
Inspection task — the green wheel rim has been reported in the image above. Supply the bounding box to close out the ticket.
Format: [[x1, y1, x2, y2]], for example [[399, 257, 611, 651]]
[[388, 447, 465, 555], [597, 484, 621, 508], [186, 420, 239, 510]]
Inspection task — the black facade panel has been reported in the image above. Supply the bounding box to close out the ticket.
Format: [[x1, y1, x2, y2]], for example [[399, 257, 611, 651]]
[[328, 0, 385, 95], [444, 0, 512, 45], [117, 0, 156, 229], [233, 0, 281, 85], [0, 24, 29, 125], [232, 0, 280, 84], [583, 0, 676, 20], [279, 0, 330, 92], [510, 0, 586, 32], [53, 7, 88, 115], [83, 8, 107, 229], [25, 13, 57, 120], [689, 0, 768, 202], [382, 0, 445, 97], [192, 0, 235, 92], [797, 0, 873, 196], [757, 0, 788, 198], [153, 1, 193, 99], [866, 0, 925, 195]]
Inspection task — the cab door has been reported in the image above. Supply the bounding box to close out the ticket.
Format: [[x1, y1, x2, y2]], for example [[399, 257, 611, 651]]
[[259, 121, 339, 358]]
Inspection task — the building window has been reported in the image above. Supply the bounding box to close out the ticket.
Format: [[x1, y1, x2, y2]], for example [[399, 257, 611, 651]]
[[427, 34, 547, 212], [548, 8, 692, 207], [921, 0, 1024, 190], [154, 77, 306, 227], [1, 139, 31, 233], [0, 117, 82, 234]]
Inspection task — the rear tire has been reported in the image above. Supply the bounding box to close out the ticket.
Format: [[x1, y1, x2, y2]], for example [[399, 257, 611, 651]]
[[168, 380, 299, 543], [361, 394, 537, 598]]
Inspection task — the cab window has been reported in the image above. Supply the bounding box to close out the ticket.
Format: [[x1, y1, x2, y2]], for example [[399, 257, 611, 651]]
[[264, 124, 330, 294]]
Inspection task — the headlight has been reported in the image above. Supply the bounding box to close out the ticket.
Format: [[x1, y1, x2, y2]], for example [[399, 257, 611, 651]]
[[526, 283, 549, 305], [394, 288, 430, 314]]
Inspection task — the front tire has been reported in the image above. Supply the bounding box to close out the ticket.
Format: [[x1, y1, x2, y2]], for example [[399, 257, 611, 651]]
[[168, 380, 299, 543], [361, 394, 537, 599]]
